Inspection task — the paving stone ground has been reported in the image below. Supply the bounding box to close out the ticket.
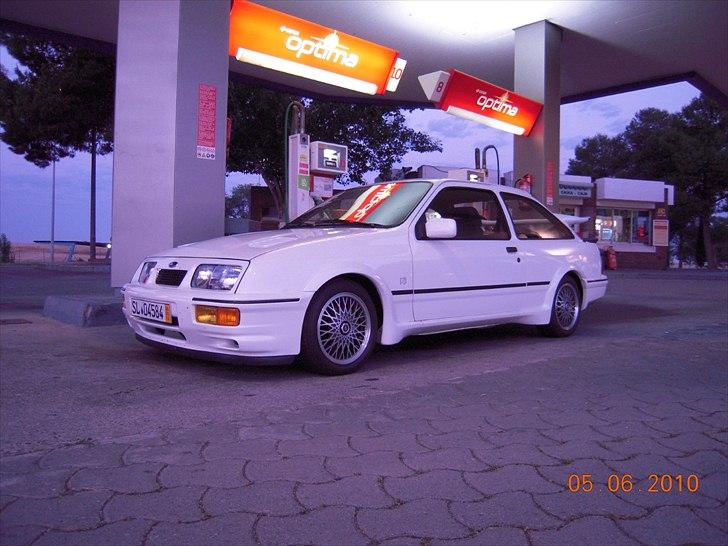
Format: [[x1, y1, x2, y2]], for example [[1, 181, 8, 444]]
[[1, 269, 726, 545]]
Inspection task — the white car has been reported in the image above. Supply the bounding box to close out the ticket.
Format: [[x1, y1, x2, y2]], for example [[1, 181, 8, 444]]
[[123, 179, 607, 374]]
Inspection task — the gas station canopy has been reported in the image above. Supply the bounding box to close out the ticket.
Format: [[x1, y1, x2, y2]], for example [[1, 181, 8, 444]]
[[1, 0, 726, 106]]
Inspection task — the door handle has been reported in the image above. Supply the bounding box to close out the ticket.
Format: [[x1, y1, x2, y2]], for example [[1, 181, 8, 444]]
[[506, 246, 518, 253]]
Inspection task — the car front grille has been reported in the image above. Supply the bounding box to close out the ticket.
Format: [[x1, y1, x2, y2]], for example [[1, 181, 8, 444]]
[[155, 269, 187, 286]]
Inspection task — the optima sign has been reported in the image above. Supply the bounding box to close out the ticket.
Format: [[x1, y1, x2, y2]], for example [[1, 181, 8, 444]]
[[419, 69, 543, 136], [229, 1, 406, 95]]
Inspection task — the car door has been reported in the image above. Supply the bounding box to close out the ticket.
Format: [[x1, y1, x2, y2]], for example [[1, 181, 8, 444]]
[[409, 186, 530, 322], [499, 191, 578, 310]]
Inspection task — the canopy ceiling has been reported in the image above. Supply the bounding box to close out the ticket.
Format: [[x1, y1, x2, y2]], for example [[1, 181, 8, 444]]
[[1, 0, 726, 106]]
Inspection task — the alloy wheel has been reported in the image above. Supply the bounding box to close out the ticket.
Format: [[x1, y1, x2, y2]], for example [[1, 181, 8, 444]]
[[317, 292, 372, 365], [555, 283, 580, 330]]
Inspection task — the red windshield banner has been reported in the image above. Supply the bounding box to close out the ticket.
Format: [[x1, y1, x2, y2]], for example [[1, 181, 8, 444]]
[[342, 183, 402, 222]]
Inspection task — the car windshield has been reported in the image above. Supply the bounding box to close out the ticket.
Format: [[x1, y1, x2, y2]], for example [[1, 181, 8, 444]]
[[285, 181, 432, 229]]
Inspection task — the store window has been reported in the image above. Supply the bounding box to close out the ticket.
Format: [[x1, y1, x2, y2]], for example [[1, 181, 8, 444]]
[[596, 209, 652, 244], [633, 210, 651, 244]]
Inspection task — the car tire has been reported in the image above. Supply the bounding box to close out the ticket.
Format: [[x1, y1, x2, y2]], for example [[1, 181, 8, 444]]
[[539, 276, 581, 337], [300, 279, 378, 375]]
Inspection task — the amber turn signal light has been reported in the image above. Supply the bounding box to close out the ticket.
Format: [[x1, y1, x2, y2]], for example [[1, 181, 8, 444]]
[[195, 305, 240, 326]]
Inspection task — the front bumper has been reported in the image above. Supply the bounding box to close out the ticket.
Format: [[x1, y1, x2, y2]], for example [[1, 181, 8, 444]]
[[123, 285, 310, 361], [135, 335, 294, 366]]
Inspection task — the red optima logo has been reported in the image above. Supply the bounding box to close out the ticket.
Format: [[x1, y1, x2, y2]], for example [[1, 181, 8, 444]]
[[476, 90, 518, 117]]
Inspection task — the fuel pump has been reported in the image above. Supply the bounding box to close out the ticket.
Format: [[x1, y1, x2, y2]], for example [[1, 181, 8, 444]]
[[285, 101, 309, 223], [285, 102, 348, 221], [286, 132, 312, 221], [481, 145, 500, 185], [447, 146, 488, 182]]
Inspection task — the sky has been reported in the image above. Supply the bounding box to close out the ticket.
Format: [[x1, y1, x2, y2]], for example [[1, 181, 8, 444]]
[[0, 45, 699, 243]]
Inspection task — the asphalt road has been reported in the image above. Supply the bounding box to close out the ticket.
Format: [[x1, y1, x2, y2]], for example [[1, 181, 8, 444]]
[[0, 265, 726, 545]]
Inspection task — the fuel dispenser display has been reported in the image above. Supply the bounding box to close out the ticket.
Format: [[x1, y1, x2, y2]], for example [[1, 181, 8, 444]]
[[310, 141, 347, 200], [310, 141, 347, 174]]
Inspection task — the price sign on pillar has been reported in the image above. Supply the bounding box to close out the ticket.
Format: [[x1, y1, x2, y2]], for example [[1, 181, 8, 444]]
[[546, 160, 555, 206], [196, 84, 217, 160]]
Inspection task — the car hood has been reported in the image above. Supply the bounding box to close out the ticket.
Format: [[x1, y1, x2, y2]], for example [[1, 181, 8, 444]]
[[153, 227, 382, 261]]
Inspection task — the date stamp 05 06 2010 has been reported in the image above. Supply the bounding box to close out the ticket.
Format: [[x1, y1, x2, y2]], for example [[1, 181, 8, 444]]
[[567, 473, 700, 494]]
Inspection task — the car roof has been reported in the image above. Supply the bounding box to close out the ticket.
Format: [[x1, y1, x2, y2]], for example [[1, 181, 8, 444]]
[[372, 178, 535, 199]]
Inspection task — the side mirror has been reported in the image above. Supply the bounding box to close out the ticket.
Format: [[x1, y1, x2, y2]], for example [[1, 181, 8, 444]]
[[426, 217, 457, 239]]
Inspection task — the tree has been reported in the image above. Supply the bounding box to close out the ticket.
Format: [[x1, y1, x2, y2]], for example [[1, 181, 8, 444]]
[[226, 81, 441, 220], [0, 33, 114, 260], [225, 183, 251, 219], [566, 94, 728, 268], [671, 96, 728, 268], [0, 234, 12, 263], [567, 134, 630, 179]]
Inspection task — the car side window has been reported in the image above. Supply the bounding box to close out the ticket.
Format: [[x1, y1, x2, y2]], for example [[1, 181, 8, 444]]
[[415, 187, 511, 240], [501, 193, 574, 240]]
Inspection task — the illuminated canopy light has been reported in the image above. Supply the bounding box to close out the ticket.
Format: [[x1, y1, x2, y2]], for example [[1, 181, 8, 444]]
[[230, 1, 406, 95], [391, 1, 576, 42], [445, 106, 526, 136], [419, 69, 543, 136]]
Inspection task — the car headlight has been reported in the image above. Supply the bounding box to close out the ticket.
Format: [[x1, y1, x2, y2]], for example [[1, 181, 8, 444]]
[[138, 261, 157, 284], [191, 264, 244, 290]]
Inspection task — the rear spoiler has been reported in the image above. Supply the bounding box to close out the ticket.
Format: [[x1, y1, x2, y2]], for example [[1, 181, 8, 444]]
[[555, 214, 590, 227]]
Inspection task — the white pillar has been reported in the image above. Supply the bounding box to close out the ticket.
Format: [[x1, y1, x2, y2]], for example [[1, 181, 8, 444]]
[[111, 0, 229, 286], [513, 21, 561, 210]]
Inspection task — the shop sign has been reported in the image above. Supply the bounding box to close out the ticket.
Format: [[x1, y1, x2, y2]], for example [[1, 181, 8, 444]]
[[559, 184, 592, 198], [652, 219, 669, 246], [418, 69, 542, 136], [229, 1, 405, 95]]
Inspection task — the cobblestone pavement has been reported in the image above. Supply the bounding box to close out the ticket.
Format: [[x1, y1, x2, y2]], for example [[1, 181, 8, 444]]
[[1, 270, 726, 545]]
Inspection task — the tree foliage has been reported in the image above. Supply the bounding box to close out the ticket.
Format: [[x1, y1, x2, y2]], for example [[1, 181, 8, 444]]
[[225, 184, 251, 219], [226, 81, 441, 218], [566, 95, 728, 268], [0, 33, 114, 161], [567, 133, 630, 179], [0, 32, 114, 258], [0, 234, 12, 263]]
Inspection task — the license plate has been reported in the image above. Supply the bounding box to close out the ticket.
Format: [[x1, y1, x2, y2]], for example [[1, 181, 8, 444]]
[[129, 298, 172, 324]]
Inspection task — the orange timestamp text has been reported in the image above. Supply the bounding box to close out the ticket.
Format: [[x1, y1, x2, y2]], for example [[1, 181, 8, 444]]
[[567, 473, 700, 493]]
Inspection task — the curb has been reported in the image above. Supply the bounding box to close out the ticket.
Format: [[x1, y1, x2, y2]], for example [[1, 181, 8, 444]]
[[42, 295, 125, 327]]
